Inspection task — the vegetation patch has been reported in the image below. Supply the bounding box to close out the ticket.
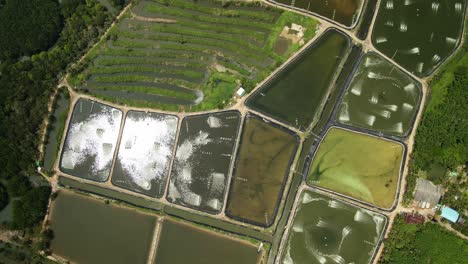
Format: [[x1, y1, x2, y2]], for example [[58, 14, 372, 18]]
[[69, 0, 318, 111]]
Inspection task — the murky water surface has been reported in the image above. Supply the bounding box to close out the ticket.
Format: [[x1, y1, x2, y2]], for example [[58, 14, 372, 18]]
[[154, 219, 259, 264], [282, 190, 386, 264], [247, 30, 349, 130], [372, 0, 466, 76], [50, 191, 156, 264], [337, 53, 421, 137], [226, 115, 298, 226], [167, 111, 241, 213]]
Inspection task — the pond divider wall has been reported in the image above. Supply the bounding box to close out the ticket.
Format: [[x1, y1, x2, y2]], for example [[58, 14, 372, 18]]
[[225, 113, 300, 227], [356, 0, 378, 40]]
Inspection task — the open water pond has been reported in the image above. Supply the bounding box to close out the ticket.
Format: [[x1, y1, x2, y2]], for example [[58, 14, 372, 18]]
[[154, 219, 259, 264], [247, 29, 349, 130], [43, 89, 70, 171], [281, 190, 387, 264], [226, 115, 298, 226], [60, 99, 122, 182], [167, 111, 240, 214], [307, 127, 404, 209], [372, 0, 466, 76], [275, 0, 364, 27], [50, 190, 156, 264], [337, 53, 421, 137], [111, 111, 178, 198]]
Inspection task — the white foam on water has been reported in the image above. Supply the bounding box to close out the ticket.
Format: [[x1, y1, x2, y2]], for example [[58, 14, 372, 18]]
[[207, 199, 220, 210], [383, 104, 398, 112], [364, 114, 376, 126], [184, 192, 201, 206], [350, 85, 362, 96], [62, 107, 122, 175], [376, 37, 387, 44], [416, 62, 424, 73], [446, 37, 457, 45], [386, 0, 394, 9], [372, 214, 386, 238], [384, 20, 394, 27], [302, 192, 323, 204], [369, 93, 379, 104], [402, 103, 414, 112], [292, 222, 304, 233], [328, 255, 345, 264], [455, 3, 463, 12], [404, 0, 413, 5], [210, 172, 225, 194], [117, 114, 177, 190], [432, 54, 441, 63], [391, 122, 403, 134], [168, 182, 181, 199], [432, 2, 440, 13], [207, 116, 223, 128], [282, 245, 294, 264], [403, 83, 415, 93], [364, 57, 382, 67], [399, 22, 408, 32], [316, 219, 329, 228], [378, 110, 391, 119], [403, 47, 420, 55], [328, 200, 345, 209], [367, 72, 383, 79], [338, 105, 350, 122], [354, 209, 370, 223]]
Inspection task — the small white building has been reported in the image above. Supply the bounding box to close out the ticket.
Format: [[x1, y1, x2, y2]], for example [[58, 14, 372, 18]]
[[236, 87, 246, 97]]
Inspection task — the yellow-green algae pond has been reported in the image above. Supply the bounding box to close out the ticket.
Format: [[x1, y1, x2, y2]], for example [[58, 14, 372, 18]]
[[154, 219, 260, 264], [307, 127, 404, 209], [281, 190, 387, 264], [49, 190, 156, 264]]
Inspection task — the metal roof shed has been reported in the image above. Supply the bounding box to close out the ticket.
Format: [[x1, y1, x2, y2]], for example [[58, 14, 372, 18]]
[[441, 207, 460, 223]]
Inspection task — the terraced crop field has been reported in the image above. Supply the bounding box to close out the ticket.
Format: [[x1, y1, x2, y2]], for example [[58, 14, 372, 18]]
[[70, 0, 318, 111]]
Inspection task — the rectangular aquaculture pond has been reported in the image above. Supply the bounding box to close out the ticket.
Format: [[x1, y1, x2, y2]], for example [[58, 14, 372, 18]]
[[246, 29, 349, 130], [307, 127, 404, 209], [50, 190, 157, 264], [226, 115, 298, 226], [43, 88, 71, 171], [281, 190, 387, 264], [337, 53, 421, 137], [111, 111, 178, 198], [60, 98, 122, 182], [372, 0, 466, 76], [154, 219, 260, 264], [167, 111, 241, 213]]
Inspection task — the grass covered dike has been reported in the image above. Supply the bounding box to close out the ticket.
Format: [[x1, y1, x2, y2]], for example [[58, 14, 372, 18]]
[[307, 127, 404, 209], [69, 0, 318, 111]]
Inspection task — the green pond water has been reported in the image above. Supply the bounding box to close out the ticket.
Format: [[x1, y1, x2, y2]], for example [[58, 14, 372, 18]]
[[43, 89, 70, 171], [247, 29, 349, 130], [275, 0, 364, 27], [282, 190, 387, 264], [154, 219, 259, 264], [337, 53, 421, 137], [372, 0, 466, 76], [50, 191, 156, 264], [167, 111, 241, 214], [60, 99, 123, 182], [226, 115, 298, 226], [111, 111, 178, 198]]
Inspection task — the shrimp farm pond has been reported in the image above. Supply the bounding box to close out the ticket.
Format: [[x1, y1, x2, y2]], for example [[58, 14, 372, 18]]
[[372, 0, 466, 76], [226, 115, 298, 226], [60, 98, 123, 182], [246, 29, 349, 130], [274, 0, 364, 27], [167, 111, 241, 214], [337, 53, 421, 137], [50, 190, 157, 264], [154, 219, 260, 264], [281, 190, 387, 264], [307, 127, 404, 209], [111, 111, 178, 198]]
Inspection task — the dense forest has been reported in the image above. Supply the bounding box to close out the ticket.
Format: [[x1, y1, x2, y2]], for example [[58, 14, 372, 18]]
[[0, 0, 120, 232], [380, 216, 468, 263]]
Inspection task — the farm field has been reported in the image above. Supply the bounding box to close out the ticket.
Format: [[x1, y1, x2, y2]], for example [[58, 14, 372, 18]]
[[307, 127, 404, 209], [167, 111, 241, 214], [60, 98, 122, 182], [70, 0, 318, 111], [282, 190, 387, 264], [49, 190, 157, 264], [154, 219, 260, 264], [274, 0, 364, 27], [226, 115, 298, 226], [372, 0, 466, 76], [246, 29, 349, 130], [111, 111, 178, 198], [43, 88, 70, 172], [337, 53, 421, 137]]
